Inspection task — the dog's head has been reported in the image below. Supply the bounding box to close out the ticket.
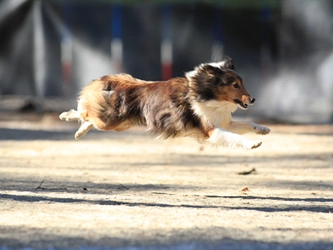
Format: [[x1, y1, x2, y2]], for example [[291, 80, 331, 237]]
[[186, 56, 255, 110]]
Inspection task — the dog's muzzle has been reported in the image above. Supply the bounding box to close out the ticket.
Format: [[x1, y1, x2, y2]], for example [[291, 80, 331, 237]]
[[234, 98, 255, 110]]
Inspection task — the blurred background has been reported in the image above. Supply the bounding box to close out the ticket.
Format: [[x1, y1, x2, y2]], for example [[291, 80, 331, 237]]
[[0, 0, 332, 123]]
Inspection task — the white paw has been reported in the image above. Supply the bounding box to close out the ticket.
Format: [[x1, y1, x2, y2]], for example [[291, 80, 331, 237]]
[[244, 140, 262, 150], [254, 125, 270, 135], [59, 111, 68, 121], [59, 109, 80, 122], [74, 131, 82, 140]]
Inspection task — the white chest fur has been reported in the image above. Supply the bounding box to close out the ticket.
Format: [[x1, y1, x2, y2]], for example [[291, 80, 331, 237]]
[[191, 100, 238, 128]]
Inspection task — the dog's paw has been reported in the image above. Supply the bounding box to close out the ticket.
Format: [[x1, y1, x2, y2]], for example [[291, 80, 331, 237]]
[[59, 111, 68, 121], [74, 131, 83, 140], [59, 109, 80, 122], [244, 140, 262, 150], [254, 125, 270, 135]]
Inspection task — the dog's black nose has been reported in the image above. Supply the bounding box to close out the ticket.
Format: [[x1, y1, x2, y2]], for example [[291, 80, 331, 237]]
[[250, 98, 256, 104]]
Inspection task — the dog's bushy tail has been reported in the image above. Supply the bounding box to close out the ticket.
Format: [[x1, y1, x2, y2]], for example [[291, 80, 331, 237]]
[[78, 78, 108, 122]]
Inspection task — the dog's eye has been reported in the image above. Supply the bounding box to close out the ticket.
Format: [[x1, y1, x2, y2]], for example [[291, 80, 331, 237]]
[[233, 83, 240, 89]]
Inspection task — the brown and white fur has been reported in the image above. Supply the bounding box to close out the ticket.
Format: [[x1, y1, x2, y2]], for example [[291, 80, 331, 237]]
[[60, 57, 270, 149]]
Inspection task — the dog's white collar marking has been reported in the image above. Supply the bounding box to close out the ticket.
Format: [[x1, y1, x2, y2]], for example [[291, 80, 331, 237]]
[[191, 100, 237, 128]]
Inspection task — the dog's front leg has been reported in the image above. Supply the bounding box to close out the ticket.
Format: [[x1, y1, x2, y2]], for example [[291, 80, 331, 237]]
[[207, 128, 262, 149], [75, 121, 93, 140], [59, 109, 81, 122], [226, 121, 270, 135]]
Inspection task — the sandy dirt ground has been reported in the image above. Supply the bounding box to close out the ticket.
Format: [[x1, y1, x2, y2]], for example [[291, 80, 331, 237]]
[[0, 113, 332, 250]]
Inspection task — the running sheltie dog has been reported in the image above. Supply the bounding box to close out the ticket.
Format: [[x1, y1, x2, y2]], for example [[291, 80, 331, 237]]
[[60, 57, 270, 149]]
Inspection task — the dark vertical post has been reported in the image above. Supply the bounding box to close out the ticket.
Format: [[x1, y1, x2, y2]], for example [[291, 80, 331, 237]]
[[260, 4, 272, 80], [61, 2, 73, 96], [33, 0, 45, 112], [211, 7, 224, 62]]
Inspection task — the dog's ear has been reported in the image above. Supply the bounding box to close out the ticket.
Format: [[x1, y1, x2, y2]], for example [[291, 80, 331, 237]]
[[197, 64, 226, 87], [223, 56, 235, 71], [186, 63, 224, 86], [199, 64, 222, 77]]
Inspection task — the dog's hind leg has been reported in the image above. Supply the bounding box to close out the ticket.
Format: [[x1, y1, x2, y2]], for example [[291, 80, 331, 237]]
[[75, 121, 93, 140], [59, 109, 82, 122]]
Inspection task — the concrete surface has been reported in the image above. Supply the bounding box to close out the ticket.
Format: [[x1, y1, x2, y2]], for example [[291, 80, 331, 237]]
[[0, 115, 332, 250]]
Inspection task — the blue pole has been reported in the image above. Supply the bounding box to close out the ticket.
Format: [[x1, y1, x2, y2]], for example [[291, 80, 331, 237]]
[[111, 4, 123, 72]]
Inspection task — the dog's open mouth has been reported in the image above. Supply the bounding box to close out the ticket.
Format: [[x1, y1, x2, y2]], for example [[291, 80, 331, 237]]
[[234, 99, 248, 110]]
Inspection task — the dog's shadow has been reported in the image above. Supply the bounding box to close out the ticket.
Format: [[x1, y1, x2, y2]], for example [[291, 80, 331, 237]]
[[1, 179, 332, 214]]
